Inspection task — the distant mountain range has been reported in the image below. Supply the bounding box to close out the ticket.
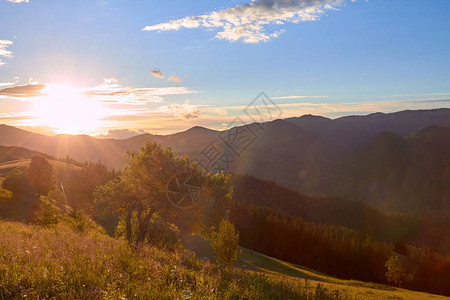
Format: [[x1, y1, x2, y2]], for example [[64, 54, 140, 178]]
[[1, 108, 450, 213]]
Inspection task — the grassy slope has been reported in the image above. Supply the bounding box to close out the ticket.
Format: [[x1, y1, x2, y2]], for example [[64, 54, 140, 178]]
[[182, 234, 449, 300], [0, 220, 355, 300], [0, 159, 82, 186]]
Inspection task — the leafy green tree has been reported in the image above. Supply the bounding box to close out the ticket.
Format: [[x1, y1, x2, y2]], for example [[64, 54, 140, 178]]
[[28, 156, 54, 196], [210, 219, 241, 270], [95, 142, 232, 245]]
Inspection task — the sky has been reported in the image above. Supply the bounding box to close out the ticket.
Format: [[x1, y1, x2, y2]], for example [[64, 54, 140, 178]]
[[0, 0, 449, 137]]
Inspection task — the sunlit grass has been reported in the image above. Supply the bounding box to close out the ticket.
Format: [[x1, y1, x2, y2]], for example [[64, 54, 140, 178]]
[[0, 220, 355, 299]]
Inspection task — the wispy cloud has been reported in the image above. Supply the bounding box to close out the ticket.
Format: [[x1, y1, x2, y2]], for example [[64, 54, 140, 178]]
[[430, 92, 450, 96], [0, 84, 46, 98], [6, 0, 29, 3], [168, 75, 181, 83], [150, 67, 164, 79], [0, 81, 18, 87], [159, 100, 201, 119], [84, 81, 200, 105], [143, 0, 348, 43], [0, 79, 200, 106], [95, 128, 148, 139], [272, 95, 329, 100]]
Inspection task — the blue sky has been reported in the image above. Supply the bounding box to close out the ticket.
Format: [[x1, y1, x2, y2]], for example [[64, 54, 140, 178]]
[[0, 0, 449, 136]]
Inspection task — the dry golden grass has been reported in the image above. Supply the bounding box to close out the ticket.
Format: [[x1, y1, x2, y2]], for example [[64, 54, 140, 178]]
[[0, 220, 356, 299]]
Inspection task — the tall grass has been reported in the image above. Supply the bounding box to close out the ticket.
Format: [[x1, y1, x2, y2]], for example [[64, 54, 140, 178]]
[[0, 220, 350, 299]]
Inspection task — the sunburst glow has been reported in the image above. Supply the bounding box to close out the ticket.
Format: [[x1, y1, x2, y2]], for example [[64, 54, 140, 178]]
[[28, 84, 108, 135]]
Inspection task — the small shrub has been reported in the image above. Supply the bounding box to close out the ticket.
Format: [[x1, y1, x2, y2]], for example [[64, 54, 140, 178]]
[[385, 255, 415, 288], [210, 219, 241, 270], [33, 196, 59, 227], [65, 209, 92, 232], [315, 283, 328, 299]]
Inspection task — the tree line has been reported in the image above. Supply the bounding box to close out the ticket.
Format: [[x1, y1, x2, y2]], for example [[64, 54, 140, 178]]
[[229, 201, 450, 296]]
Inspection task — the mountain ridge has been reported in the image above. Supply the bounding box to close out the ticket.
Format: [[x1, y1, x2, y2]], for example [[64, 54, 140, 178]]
[[1, 108, 450, 213]]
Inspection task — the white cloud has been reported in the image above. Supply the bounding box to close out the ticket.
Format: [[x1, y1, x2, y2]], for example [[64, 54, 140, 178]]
[[0, 40, 13, 62], [6, 0, 29, 2], [159, 100, 201, 119], [0, 80, 18, 87], [103, 77, 118, 84], [143, 0, 348, 43]]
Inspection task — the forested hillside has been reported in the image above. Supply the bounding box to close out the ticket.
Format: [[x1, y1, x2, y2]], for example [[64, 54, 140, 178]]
[[2, 108, 450, 214]]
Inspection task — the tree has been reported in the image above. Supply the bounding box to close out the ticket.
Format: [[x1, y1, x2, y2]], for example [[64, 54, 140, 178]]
[[2, 169, 34, 197], [94, 142, 232, 245], [385, 255, 415, 287], [33, 196, 59, 227], [28, 156, 54, 196], [210, 219, 241, 270]]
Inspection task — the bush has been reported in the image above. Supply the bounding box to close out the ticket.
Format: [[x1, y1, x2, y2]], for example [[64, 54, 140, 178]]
[[65, 209, 93, 232], [210, 219, 241, 270], [385, 255, 415, 288], [33, 197, 59, 227]]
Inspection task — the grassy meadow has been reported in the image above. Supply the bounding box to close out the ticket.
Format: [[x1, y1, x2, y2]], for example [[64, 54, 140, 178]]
[[0, 220, 447, 299]]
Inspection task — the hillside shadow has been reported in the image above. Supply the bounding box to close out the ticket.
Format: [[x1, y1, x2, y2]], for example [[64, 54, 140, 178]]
[[180, 234, 397, 292]]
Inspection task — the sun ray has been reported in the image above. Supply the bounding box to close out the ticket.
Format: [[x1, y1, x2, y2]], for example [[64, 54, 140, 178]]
[[27, 84, 108, 135]]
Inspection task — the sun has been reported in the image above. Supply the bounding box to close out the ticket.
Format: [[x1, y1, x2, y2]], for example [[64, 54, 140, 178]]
[[29, 84, 107, 135]]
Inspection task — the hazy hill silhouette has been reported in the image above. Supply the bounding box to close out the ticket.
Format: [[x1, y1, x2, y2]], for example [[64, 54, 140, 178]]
[[0, 145, 51, 163], [1, 108, 449, 213], [0, 124, 218, 168]]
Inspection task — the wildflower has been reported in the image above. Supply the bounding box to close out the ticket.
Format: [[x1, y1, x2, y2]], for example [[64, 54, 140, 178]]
[[210, 288, 215, 293]]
